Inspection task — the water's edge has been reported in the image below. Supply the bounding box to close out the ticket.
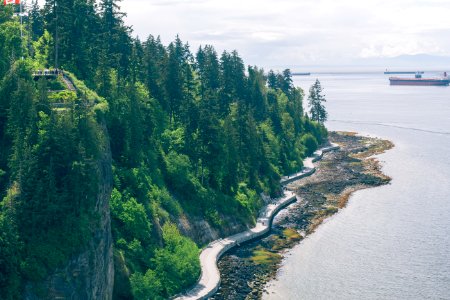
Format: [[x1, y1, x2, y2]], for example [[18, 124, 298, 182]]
[[213, 132, 393, 300]]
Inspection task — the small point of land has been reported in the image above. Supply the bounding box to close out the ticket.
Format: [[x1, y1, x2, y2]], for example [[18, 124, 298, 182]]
[[212, 131, 394, 300]]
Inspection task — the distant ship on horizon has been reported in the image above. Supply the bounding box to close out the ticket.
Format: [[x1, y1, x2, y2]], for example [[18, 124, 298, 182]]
[[384, 69, 424, 75], [292, 72, 311, 76], [389, 72, 450, 86]]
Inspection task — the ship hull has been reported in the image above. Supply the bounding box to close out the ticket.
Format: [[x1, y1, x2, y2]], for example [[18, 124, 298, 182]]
[[389, 78, 450, 86], [384, 71, 424, 75]]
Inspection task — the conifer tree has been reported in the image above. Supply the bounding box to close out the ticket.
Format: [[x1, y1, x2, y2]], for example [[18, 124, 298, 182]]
[[143, 35, 168, 109], [278, 68, 293, 97], [267, 69, 277, 89], [28, 0, 44, 41], [308, 79, 328, 123], [0, 2, 330, 297], [99, 0, 132, 76]]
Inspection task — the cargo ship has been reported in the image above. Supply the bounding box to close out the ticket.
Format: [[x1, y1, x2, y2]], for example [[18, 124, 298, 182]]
[[384, 70, 424, 75], [389, 72, 450, 86], [292, 72, 311, 76]]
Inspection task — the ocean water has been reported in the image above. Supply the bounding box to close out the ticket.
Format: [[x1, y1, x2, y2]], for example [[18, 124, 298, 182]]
[[263, 72, 450, 300]]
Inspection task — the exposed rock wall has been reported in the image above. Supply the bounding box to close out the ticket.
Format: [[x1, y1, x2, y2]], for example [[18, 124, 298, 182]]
[[177, 194, 279, 246], [25, 123, 114, 300], [177, 214, 249, 246]]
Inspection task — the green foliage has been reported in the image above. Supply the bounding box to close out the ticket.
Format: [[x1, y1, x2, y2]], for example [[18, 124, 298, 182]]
[[102, 39, 327, 298], [130, 269, 164, 300], [161, 127, 185, 153], [32, 30, 52, 68], [0, 210, 21, 299], [0, 20, 24, 78], [153, 223, 200, 297], [152, 187, 182, 217], [48, 90, 77, 102], [46, 78, 66, 91], [304, 117, 328, 144], [0, 62, 106, 296], [164, 151, 193, 190], [12, 105, 101, 280], [308, 79, 328, 123], [235, 182, 261, 216], [110, 188, 152, 243], [65, 71, 106, 105], [301, 133, 319, 156], [0, 3, 328, 299], [128, 223, 200, 299]]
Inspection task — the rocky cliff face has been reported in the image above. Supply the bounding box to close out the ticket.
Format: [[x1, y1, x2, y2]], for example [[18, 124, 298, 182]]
[[177, 194, 274, 246], [177, 214, 249, 246], [25, 123, 114, 300]]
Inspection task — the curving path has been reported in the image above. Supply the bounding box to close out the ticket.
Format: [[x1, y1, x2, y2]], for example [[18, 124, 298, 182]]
[[175, 143, 340, 300]]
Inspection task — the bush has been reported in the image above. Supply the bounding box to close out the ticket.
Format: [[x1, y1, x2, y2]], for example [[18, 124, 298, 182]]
[[304, 118, 328, 144], [151, 187, 182, 217], [130, 269, 163, 300], [110, 189, 152, 243], [154, 223, 200, 297], [301, 133, 319, 156], [164, 151, 192, 191], [46, 78, 66, 91], [47, 90, 77, 103], [235, 182, 261, 216]]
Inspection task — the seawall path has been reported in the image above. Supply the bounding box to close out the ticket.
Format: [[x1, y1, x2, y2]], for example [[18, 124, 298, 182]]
[[175, 143, 339, 300]]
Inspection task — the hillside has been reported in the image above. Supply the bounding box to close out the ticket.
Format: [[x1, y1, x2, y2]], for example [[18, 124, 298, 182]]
[[0, 2, 326, 299]]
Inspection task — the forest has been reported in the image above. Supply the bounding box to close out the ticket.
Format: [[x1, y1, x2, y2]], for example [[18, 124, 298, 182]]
[[0, 1, 327, 299]]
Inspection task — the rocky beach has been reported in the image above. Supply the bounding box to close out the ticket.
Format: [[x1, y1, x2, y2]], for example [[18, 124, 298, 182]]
[[211, 131, 394, 300]]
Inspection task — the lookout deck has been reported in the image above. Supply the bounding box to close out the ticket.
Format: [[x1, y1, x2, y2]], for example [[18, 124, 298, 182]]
[[32, 69, 77, 91], [32, 69, 61, 80]]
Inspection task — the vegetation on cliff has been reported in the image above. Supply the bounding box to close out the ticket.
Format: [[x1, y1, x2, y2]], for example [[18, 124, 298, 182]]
[[0, 1, 327, 298]]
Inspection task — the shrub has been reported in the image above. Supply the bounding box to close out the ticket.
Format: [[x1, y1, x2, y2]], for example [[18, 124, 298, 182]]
[[130, 269, 163, 300], [301, 133, 318, 156], [154, 223, 200, 297]]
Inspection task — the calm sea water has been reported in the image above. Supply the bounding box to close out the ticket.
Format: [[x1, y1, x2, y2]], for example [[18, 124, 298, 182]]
[[264, 72, 450, 300]]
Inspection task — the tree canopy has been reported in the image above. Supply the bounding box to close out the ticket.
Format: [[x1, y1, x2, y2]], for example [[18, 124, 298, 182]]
[[0, 2, 328, 299], [308, 79, 328, 123]]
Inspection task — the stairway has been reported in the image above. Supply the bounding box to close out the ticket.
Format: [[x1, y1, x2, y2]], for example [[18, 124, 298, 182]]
[[61, 74, 76, 91]]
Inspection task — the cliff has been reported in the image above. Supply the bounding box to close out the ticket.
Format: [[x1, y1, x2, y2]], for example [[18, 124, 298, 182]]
[[24, 123, 114, 300], [177, 214, 248, 246]]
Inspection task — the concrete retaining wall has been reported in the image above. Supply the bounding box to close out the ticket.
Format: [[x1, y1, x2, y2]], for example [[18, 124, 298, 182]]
[[175, 143, 339, 300]]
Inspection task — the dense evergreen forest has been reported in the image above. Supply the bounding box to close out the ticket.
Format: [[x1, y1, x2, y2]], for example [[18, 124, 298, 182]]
[[0, 1, 327, 299]]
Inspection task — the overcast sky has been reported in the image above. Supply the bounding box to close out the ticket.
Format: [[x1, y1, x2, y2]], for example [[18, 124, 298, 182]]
[[121, 0, 450, 70]]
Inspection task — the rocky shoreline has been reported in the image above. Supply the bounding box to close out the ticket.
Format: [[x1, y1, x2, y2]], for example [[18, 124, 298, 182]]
[[210, 131, 394, 300]]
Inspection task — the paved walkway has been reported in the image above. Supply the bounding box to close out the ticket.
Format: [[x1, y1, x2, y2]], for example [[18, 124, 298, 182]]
[[175, 143, 339, 300], [280, 143, 340, 185]]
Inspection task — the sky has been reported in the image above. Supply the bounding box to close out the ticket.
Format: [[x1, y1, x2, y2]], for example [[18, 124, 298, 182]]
[[118, 0, 450, 71], [44, 0, 450, 71]]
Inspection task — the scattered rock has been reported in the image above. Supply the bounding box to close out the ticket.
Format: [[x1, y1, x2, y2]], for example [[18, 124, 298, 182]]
[[212, 132, 393, 300]]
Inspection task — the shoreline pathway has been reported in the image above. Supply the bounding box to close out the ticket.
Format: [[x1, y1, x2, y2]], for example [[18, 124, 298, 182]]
[[175, 143, 339, 300]]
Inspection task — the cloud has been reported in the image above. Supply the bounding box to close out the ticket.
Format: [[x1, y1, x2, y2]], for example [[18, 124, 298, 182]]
[[120, 0, 450, 68], [360, 35, 445, 58]]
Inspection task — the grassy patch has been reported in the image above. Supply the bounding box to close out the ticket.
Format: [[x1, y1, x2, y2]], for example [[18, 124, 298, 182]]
[[270, 228, 303, 251], [336, 131, 358, 136], [282, 228, 302, 241], [250, 247, 282, 265], [324, 206, 338, 215]]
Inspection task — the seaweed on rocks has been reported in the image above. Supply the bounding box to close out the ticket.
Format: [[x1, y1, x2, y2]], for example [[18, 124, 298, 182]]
[[212, 131, 394, 300]]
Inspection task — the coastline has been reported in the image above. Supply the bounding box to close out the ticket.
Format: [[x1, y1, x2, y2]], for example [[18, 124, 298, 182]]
[[212, 131, 394, 299], [175, 144, 340, 300]]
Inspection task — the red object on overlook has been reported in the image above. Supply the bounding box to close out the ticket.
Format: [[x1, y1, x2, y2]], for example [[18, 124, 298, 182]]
[[3, 0, 20, 5]]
